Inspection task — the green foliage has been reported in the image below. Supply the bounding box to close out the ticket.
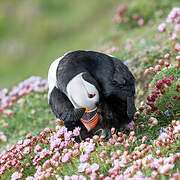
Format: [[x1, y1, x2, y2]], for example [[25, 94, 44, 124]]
[[0, 92, 55, 150], [150, 66, 180, 117]]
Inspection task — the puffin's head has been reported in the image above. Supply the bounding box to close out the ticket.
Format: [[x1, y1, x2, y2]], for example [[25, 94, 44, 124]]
[[66, 72, 99, 110], [66, 72, 100, 131]]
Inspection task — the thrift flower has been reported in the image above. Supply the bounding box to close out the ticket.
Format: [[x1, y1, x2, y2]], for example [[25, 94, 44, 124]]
[[61, 152, 71, 163], [158, 23, 166, 32], [78, 163, 89, 173], [73, 127, 81, 136], [11, 172, 23, 180], [158, 133, 170, 142], [85, 143, 96, 154], [90, 163, 100, 173], [175, 24, 180, 31], [23, 147, 31, 155], [80, 154, 90, 163], [159, 164, 174, 175]]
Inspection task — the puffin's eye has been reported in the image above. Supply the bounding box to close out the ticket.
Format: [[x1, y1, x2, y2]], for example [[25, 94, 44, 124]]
[[88, 93, 95, 98]]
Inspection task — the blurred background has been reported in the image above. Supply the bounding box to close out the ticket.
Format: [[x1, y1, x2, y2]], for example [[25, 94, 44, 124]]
[[0, 0, 120, 89], [0, 0, 179, 89]]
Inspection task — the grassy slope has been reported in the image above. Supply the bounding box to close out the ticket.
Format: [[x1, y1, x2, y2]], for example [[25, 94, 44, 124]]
[[0, 93, 54, 149], [0, 0, 180, 179]]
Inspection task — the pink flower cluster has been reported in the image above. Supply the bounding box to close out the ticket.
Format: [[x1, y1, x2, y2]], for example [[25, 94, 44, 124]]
[[158, 7, 180, 41], [166, 8, 180, 25], [0, 118, 180, 179], [139, 74, 180, 117], [0, 126, 80, 179], [0, 76, 48, 114], [144, 50, 180, 76], [157, 23, 166, 32], [113, 5, 144, 26]]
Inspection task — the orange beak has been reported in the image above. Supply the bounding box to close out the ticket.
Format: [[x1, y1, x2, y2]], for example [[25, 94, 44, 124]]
[[80, 107, 99, 132]]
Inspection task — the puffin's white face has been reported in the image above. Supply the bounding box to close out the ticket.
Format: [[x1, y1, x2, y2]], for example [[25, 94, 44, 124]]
[[66, 73, 99, 110]]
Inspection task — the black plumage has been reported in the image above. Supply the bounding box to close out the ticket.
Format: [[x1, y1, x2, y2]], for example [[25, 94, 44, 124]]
[[48, 50, 136, 140]]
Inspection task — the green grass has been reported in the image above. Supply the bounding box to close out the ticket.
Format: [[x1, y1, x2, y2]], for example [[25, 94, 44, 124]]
[[0, 92, 55, 150]]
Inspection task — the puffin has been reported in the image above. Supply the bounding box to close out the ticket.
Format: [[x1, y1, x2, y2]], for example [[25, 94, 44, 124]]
[[48, 50, 136, 140]]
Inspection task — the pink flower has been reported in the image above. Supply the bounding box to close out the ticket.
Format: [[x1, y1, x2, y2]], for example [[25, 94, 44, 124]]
[[56, 126, 67, 138], [50, 138, 61, 150], [90, 163, 100, 173], [157, 110, 162, 115], [39, 148, 51, 159], [174, 43, 180, 51], [175, 24, 180, 31], [26, 176, 34, 180], [116, 5, 128, 16], [78, 175, 86, 180], [43, 160, 51, 169], [73, 127, 81, 136], [26, 162, 31, 167], [34, 144, 42, 154], [159, 164, 174, 175], [2, 123, 8, 128], [113, 15, 122, 24], [133, 13, 140, 20], [0, 76, 48, 112], [169, 173, 180, 180], [61, 152, 71, 163], [80, 154, 90, 163], [149, 117, 158, 125], [23, 147, 31, 154], [157, 23, 166, 32], [156, 81, 162, 89], [85, 143, 96, 153], [144, 69, 151, 75], [137, 18, 144, 26], [125, 121, 135, 130], [155, 65, 161, 71], [78, 163, 88, 173], [64, 131, 73, 141], [156, 150, 162, 156], [11, 172, 23, 180], [3, 109, 13, 116], [166, 8, 180, 23], [171, 33, 178, 41], [69, 175, 79, 180], [23, 139, 31, 147], [173, 124, 180, 134], [73, 149, 80, 157], [26, 134, 32, 139]]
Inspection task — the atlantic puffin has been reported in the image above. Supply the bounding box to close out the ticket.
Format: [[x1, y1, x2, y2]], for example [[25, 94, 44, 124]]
[[48, 50, 136, 139]]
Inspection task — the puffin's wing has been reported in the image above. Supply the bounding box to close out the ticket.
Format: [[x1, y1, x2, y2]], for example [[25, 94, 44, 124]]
[[49, 87, 85, 126], [112, 58, 136, 117], [112, 58, 135, 86]]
